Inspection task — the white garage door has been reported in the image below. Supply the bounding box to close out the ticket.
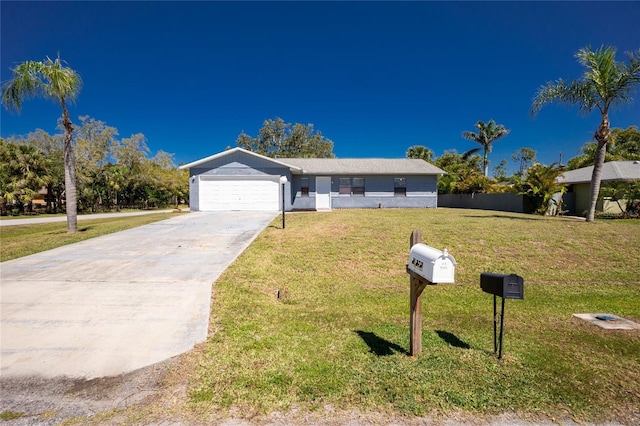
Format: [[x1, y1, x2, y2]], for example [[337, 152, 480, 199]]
[[199, 176, 280, 211]]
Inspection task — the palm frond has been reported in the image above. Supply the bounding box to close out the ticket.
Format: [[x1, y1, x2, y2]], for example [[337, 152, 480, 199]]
[[530, 78, 597, 116], [607, 49, 640, 110], [462, 147, 481, 160], [461, 131, 479, 142], [535, 45, 640, 117], [1, 62, 46, 112], [1, 56, 82, 113], [42, 55, 83, 105]]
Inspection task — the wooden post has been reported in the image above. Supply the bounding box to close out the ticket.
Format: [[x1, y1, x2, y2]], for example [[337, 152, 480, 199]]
[[409, 229, 427, 357]]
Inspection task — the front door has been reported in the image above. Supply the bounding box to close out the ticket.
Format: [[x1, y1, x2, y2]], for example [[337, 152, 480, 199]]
[[316, 176, 331, 210]]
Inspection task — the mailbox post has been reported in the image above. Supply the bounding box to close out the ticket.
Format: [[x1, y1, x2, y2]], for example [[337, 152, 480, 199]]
[[279, 176, 288, 229], [406, 230, 456, 356], [408, 230, 426, 356]]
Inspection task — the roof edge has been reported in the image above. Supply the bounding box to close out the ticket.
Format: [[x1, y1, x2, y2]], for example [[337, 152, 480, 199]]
[[179, 147, 302, 171], [557, 160, 640, 183]]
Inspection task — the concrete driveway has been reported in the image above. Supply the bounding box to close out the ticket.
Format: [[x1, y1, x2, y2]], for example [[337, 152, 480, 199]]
[[0, 211, 277, 379]]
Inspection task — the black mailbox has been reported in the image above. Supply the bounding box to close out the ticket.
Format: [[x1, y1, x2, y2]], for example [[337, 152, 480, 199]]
[[480, 272, 524, 299], [480, 272, 524, 359]]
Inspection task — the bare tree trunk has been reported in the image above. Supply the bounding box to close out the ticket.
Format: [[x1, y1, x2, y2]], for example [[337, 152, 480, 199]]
[[55, 188, 62, 214], [45, 183, 53, 213], [586, 114, 611, 222], [61, 101, 78, 233]]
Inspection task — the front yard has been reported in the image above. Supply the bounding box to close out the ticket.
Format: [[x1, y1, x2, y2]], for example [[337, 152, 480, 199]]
[[4, 208, 637, 425], [146, 208, 639, 424]]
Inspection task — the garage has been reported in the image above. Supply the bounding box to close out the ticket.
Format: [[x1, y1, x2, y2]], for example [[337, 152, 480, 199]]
[[198, 175, 280, 211]]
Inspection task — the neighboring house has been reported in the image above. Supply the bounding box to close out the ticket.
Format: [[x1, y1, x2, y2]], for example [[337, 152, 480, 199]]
[[179, 148, 446, 211], [557, 160, 640, 215]]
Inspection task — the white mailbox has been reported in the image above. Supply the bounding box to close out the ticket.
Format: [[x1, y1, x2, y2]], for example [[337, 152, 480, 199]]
[[408, 243, 456, 283]]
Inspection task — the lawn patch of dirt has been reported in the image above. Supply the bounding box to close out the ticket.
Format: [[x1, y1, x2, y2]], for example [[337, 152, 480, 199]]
[[0, 358, 176, 425]]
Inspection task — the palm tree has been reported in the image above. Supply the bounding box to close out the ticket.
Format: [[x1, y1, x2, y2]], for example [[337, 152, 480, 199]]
[[0, 140, 48, 214], [2, 55, 82, 232], [516, 162, 567, 215], [406, 145, 434, 162], [462, 120, 510, 177], [531, 45, 640, 222]]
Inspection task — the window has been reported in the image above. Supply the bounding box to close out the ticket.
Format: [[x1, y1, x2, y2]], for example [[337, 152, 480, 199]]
[[300, 178, 309, 197], [339, 177, 365, 196], [352, 177, 365, 196], [339, 178, 351, 195], [394, 178, 406, 197]]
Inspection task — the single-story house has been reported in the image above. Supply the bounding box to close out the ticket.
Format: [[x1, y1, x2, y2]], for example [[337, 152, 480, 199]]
[[179, 148, 446, 211], [557, 160, 640, 215]]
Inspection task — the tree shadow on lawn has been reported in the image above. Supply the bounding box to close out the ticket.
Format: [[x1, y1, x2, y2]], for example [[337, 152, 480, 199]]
[[355, 330, 408, 356]]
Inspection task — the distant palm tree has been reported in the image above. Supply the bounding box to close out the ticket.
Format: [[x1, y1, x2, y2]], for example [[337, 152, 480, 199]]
[[2, 55, 82, 232], [0, 140, 48, 214], [531, 45, 640, 222], [406, 145, 434, 162], [516, 162, 567, 215], [462, 120, 510, 177]]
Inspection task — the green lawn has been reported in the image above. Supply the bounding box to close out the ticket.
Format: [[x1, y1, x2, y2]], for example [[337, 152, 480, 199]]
[[183, 209, 639, 423], [0, 212, 179, 262]]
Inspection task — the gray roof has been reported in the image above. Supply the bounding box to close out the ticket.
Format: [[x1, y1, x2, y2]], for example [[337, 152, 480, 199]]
[[180, 148, 446, 175], [179, 147, 302, 171], [283, 158, 446, 175], [558, 161, 640, 184]]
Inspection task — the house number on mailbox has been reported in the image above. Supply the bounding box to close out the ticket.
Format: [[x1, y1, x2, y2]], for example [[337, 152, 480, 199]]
[[411, 258, 424, 270]]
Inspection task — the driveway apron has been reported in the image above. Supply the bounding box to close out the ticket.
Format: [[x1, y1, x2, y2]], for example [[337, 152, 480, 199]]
[[0, 211, 277, 379]]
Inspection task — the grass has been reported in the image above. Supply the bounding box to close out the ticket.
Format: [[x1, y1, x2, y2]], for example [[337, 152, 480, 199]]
[[0, 212, 179, 262], [0, 411, 24, 421], [0, 212, 68, 220], [180, 209, 639, 423], [0, 207, 173, 220]]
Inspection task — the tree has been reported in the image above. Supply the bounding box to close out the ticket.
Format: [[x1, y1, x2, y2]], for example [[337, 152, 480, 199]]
[[567, 126, 640, 169], [1, 55, 83, 232], [610, 126, 640, 161], [111, 133, 149, 207], [434, 149, 485, 194], [531, 45, 640, 222], [406, 145, 434, 162], [146, 151, 189, 208], [237, 117, 335, 158], [492, 158, 509, 181], [75, 116, 119, 211], [462, 119, 510, 177], [19, 129, 65, 213], [515, 163, 567, 215], [511, 148, 537, 175], [600, 180, 640, 217], [0, 139, 48, 214]]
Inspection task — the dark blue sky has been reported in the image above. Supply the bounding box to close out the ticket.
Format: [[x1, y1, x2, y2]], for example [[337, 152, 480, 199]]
[[2, 1, 639, 173]]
